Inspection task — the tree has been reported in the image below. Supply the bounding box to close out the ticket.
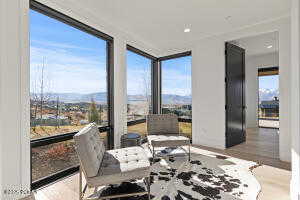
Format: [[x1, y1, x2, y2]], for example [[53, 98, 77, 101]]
[[88, 98, 100, 124], [30, 57, 51, 127], [140, 66, 151, 115]]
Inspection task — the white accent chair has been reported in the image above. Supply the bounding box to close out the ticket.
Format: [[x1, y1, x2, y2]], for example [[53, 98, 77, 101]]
[[74, 123, 151, 200], [147, 114, 191, 161]]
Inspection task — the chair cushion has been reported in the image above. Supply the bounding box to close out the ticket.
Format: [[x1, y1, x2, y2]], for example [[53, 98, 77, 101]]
[[74, 123, 105, 178], [147, 135, 190, 147], [147, 114, 179, 135], [87, 146, 150, 187]]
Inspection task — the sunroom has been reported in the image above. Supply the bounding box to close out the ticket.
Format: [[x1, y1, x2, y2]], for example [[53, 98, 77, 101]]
[[0, 0, 300, 200]]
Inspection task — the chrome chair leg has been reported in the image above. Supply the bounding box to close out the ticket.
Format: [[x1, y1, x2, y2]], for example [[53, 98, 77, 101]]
[[152, 146, 155, 163], [79, 167, 82, 200], [79, 167, 87, 200], [188, 144, 191, 162], [146, 176, 151, 200]]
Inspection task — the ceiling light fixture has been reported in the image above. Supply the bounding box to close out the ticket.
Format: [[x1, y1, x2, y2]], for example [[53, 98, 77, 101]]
[[225, 15, 232, 20], [267, 45, 273, 49], [184, 28, 190, 33]]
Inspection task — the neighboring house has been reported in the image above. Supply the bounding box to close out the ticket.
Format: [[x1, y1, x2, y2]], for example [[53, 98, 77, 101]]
[[259, 97, 279, 118], [31, 114, 70, 126]]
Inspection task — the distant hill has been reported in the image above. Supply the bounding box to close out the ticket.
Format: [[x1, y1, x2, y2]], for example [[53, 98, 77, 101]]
[[161, 94, 191, 104], [30, 92, 107, 103], [31, 89, 276, 104], [259, 89, 279, 102], [31, 92, 192, 104]]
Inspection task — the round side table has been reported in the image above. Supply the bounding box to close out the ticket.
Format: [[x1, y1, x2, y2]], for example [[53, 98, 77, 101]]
[[121, 133, 142, 148]]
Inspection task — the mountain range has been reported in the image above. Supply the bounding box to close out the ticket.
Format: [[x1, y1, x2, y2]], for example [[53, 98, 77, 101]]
[[31, 92, 192, 104], [31, 89, 277, 104], [259, 89, 279, 102]]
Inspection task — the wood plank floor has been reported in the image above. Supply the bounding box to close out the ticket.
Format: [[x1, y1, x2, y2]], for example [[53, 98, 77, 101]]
[[195, 127, 291, 200], [23, 128, 291, 200]]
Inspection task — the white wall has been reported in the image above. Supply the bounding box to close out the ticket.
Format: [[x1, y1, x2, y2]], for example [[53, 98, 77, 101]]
[[245, 55, 259, 128], [290, 0, 300, 199], [191, 17, 291, 162], [192, 38, 226, 149], [245, 52, 279, 128], [113, 37, 127, 148], [0, 0, 30, 199]]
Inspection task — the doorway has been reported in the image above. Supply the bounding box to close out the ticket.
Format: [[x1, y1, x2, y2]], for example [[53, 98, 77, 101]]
[[225, 32, 280, 160], [258, 67, 279, 129]]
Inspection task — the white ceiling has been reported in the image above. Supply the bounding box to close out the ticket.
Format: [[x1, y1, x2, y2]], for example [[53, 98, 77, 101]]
[[64, 0, 290, 52], [233, 32, 279, 56]]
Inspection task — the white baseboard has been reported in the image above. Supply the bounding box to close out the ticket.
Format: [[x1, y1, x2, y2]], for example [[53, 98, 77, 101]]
[[290, 178, 300, 200], [193, 136, 225, 150], [280, 151, 292, 162]]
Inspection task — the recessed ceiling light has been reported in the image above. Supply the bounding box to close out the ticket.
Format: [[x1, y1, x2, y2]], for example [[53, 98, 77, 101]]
[[225, 16, 232, 20], [184, 28, 190, 33], [267, 45, 273, 49]]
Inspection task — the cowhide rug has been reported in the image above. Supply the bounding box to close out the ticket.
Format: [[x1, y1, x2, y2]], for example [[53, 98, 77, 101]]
[[97, 146, 261, 200]]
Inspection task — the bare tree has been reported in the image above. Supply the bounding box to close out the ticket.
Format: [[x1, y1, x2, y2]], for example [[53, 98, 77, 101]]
[[31, 81, 39, 120], [39, 59, 45, 120], [89, 98, 100, 124], [140, 66, 151, 115], [31, 57, 52, 126]]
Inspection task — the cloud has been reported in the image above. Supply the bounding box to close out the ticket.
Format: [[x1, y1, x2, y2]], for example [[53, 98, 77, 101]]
[[30, 44, 107, 94], [31, 39, 95, 51], [127, 65, 151, 95], [30, 39, 191, 96], [126, 60, 192, 96], [161, 68, 191, 96]]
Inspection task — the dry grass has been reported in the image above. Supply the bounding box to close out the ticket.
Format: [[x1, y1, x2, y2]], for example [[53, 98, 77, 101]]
[[127, 122, 192, 139], [30, 125, 86, 139], [31, 122, 192, 140]]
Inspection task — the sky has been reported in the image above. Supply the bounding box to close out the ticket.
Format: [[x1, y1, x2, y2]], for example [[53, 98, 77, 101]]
[[259, 75, 279, 90], [161, 56, 192, 96], [30, 10, 107, 94], [30, 10, 192, 96]]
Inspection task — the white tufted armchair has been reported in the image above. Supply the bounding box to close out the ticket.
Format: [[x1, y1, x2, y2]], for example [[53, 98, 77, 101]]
[[74, 123, 151, 200]]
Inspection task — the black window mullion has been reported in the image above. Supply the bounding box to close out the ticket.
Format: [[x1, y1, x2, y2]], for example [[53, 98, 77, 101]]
[[152, 59, 160, 114], [107, 40, 114, 150]]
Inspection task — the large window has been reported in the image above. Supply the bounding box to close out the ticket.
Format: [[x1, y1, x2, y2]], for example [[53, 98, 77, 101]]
[[30, 2, 113, 189], [160, 54, 192, 139], [161, 55, 192, 119], [258, 71, 279, 128], [30, 10, 108, 139], [126, 49, 152, 121]]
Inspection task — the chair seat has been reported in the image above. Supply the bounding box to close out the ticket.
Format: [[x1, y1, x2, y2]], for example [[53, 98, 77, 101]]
[[147, 135, 190, 148], [87, 146, 150, 187]]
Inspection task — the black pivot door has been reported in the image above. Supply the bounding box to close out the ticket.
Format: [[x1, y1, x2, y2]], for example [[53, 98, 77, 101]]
[[225, 42, 246, 148]]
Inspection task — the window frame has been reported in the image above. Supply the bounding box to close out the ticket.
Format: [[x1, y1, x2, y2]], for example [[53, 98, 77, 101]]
[[158, 51, 192, 123], [257, 67, 279, 129], [30, 0, 114, 190], [126, 45, 159, 120], [258, 66, 279, 76]]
